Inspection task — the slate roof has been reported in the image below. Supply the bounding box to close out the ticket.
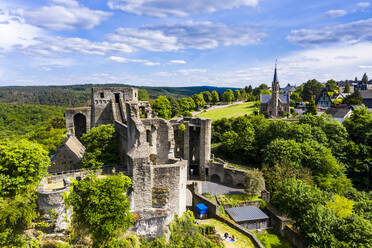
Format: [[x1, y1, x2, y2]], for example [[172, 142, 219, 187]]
[[226, 206, 269, 222], [260, 94, 289, 104], [260, 94, 272, 104], [325, 108, 352, 118], [361, 90, 372, 99], [282, 84, 296, 92], [65, 136, 85, 159]]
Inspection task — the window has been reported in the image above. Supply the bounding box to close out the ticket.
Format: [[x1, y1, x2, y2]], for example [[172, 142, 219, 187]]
[[115, 93, 120, 103], [146, 130, 152, 146], [100, 92, 104, 98]]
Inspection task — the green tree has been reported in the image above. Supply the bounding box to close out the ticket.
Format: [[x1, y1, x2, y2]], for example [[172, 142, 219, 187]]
[[192, 93, 206, 108], [138, 89, 149, 101], [178, 97, 196, 113], [67, 174, 134, 247], [325, 194, 354, 218], [362, 73, 368, 84], [326, 79, 338, 91], [306, 97, 317, 115], [301, 79, 324, 101], [260, 89, 272, 95], [234, 89, 241, 101], [211, 90, 219, 105], [0, 140, 49, 245], [0, 139, 49, 196], [335, 214, 372, 247], [81, 124, 118, 168], [152, 96, 172, 119], [223, 89, 234, 103], [167, 96, 180, 118], [344, 83, 351, 93], [343, 90, 363, 105], [244, 169, 265, 196], [290, 91, 302, 106], [202, 91, 212, 104]]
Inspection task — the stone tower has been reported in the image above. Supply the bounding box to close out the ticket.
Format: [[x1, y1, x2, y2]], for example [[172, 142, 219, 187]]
[[272, 64, 280, 117]]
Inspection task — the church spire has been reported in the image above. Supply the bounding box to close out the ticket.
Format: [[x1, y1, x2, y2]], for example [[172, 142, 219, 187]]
[[273, 60, 279, 83]]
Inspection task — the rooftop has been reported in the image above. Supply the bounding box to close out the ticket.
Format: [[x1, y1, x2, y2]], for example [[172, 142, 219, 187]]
[[225, 206, 269, 222]]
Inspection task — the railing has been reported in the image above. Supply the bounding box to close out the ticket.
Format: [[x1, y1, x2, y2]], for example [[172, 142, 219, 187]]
[[47, 165, 116, 176]]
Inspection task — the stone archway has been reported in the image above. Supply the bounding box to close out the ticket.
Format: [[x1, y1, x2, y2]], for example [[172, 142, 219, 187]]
[[211, 174, 221, 183], [224, 174, 234, 186], [74, 113, 86, 139]]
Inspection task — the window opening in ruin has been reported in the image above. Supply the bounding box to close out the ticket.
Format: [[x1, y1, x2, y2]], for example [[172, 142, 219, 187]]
[[115, 93, 120, 103], [73, 113, 86, 140], [146, 130, 152, 146], [205, 168, 209, 177], [140, 107, 147, 118], [100, 92, 104, 98]]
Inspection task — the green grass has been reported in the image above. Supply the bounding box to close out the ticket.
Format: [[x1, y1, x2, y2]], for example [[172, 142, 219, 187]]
[[196, 102, 255, 121], [216, 194, 260, 207], [253, 230, 291, 248], [201, 219, 255, 248], [202, 193, 216, 204]]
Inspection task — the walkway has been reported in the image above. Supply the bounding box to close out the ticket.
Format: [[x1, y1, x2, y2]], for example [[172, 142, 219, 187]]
[[201, 181, 245, 196]]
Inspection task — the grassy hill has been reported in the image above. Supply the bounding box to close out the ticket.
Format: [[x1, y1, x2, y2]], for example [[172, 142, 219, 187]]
[[0, 84, 239, 107], [196, 102, 255, 121]]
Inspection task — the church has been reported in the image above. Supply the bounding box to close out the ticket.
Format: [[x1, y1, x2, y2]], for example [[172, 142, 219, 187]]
[[259, 65, 290, 117]]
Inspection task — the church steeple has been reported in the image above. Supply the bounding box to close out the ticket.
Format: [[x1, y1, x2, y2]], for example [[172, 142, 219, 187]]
[[273, 61, 279, 83]]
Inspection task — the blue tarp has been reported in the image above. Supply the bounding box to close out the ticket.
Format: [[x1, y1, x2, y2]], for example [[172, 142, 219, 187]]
[[196, 203, 208, 215]]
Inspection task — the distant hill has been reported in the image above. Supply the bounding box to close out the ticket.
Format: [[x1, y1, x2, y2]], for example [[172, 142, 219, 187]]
[[0, 84, 239, 107]]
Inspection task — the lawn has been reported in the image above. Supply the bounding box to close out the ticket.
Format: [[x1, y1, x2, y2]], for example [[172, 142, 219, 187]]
[[216, 194, 261, 207], [253, 230, 291, 248], [196, 102, 255, 121], [201, 219, 255, 248]]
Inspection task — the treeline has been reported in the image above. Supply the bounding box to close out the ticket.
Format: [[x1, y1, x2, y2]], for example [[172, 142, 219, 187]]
[[0, 84, 239, 107], [212, 109, 372, 247], [151, 88, 255, 119]]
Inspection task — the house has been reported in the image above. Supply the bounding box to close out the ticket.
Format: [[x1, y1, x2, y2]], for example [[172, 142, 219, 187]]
[[360, 90, 372, 109], [316, 87, 333, 109], [225, 206, 269, 230], [49, 136, 85, 173], [260, 64, 290, 117], [281, 84, 296, 94], [325, 107, 352, 123]]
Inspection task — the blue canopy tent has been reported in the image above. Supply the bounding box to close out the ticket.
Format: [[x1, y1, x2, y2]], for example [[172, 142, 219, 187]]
[[196, 203, 208, 218]]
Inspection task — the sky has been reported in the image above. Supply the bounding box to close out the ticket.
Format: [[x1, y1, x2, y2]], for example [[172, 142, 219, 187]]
[[0, 0, 372, 87]]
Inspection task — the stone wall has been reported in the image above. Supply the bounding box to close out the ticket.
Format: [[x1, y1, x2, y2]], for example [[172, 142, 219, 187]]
[[131, 210, 173, 239], [36, 188, 71, 233], [208, 160, 247, 187]]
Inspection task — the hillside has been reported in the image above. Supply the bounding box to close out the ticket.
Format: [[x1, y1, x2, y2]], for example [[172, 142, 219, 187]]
[[0, 84, 239, 107]]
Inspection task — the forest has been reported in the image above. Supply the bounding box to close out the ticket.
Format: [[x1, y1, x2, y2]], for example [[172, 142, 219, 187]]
[[212, 109, 372, 247], [0, 85, 238, 107]]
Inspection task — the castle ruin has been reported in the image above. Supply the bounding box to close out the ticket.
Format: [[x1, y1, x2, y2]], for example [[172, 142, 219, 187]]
[[63, 87, 211, 236]]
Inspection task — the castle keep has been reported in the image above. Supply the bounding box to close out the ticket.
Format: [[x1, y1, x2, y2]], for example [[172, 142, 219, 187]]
[[63, 87, 211, 236]]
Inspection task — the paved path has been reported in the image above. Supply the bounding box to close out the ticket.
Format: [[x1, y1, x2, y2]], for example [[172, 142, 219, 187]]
[[192, 101, 245, 116], [201, 181, 245, 196]]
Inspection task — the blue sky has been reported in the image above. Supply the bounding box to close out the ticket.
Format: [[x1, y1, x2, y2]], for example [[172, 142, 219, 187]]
[[0, 0, 372, 87]]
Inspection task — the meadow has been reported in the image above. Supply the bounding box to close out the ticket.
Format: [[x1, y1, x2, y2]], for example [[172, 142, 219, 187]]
[[196, 102, 255, 121]]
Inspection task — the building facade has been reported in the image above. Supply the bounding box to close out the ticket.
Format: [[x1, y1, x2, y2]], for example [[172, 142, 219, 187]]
[[260, 65, 290, 117]]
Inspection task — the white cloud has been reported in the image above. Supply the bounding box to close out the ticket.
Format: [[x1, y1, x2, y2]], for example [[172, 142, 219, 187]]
[[0, 9, 44, 51], [357, 2, 370, 8], [107, 21, 266, 51], [107, 56, 160, 66], [27, 36, 134, 55], [325, 10, 347, 18], [21, 0, 111, 30], [169, 60, 187, 64], [359, 65, 372, 69], [108, 0, 259, 18], [287, 18, 372, 46], [178, 69, 207, 75]]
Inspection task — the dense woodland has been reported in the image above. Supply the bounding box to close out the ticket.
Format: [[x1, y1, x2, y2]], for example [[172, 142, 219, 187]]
[[213, 110, 372, 247], [0, 85, 238, 107]]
